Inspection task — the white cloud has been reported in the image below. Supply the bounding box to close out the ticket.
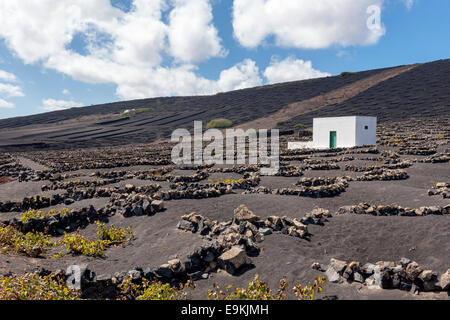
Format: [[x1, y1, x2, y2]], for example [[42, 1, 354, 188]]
[[62, 89, 70, 95], [0, 83, 24, 97], [264, 57, 330, 84], [232, 0, 386, 49], [41, 98, 84, 111], [0, 98, 14, 108], [217, 59, 262, 91], [168, 0, 227, 63], [0, 69, 17, 82], [0, 69, 23, 108], [0, 0, 339, 102], [0, 0, 248, 100]]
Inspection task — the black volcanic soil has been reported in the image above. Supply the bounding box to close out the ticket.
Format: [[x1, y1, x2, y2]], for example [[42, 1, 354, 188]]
[[0, 129, 448, 299]]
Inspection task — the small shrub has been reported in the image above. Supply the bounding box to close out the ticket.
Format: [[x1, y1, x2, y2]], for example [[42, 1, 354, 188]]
[[20, 208, 71, 223], [276, 121, 286, 126], [294, 124, 305, 130], [119, 276, 195, 300], [207, 274, 288, 300], [339, 71, 357, 77], [60, 232, 110, 257], [95, 221, 134, 243], [207, 274, 325, 300], [0, 272, 80, 300], [59, 223, 134, 257], [206, 118, 233, 129], [0, 224, 55, 257], [292, 277, 326, 300]]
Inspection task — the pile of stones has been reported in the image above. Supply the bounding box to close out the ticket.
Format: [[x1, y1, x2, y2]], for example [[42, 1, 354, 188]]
[[337, 202, 450, 216], [398, 147, 436, 156], [0, 195, 67, 213], [313, 258, 450, 294], [428, 182, 449, 198], [306, 163, 340, 170], [295, 176, 349, 187], [41, 178, 122, 191], [0, 153, 14, 166], [0, 184, 162, 213], [244, 179, 348, 198], [207, 165, 260, 174], [110, 195, 165, 218], [354, 169, 409, 181], [417, 153, 450, 164], [304, 156, 354, 164], [2, 205, 110, 236], [276, 165, 304, 177], [345, 160, 412, 172], [153, 184, 233, 201], [0, 163, 35, 181]]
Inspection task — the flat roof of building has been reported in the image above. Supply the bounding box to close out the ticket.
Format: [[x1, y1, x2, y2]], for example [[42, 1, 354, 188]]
[[313, 116, 377, 120]]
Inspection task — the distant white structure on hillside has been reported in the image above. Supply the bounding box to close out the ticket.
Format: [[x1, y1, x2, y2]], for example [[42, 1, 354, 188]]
[[288, 116, 377, 150]]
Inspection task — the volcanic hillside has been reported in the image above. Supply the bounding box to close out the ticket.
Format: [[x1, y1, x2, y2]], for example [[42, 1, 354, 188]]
[[0, 59, 449, 150]]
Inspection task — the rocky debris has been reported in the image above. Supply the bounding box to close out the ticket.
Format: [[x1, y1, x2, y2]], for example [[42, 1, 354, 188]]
[[176, 206, 330, 277], [337, 202, 450, 216], [438, 270, 450, 291], [314, 258, 449, 294], [428, 182, 450, 198], [218, 246, 252, 275], [233, 204, 261, 223]]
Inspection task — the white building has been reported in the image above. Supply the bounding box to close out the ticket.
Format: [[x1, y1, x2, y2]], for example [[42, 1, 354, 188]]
[[288, 116, 377, 150]]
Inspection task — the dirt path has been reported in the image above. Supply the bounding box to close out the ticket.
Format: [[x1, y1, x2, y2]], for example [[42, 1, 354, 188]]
[[236, 64, 419, 130]]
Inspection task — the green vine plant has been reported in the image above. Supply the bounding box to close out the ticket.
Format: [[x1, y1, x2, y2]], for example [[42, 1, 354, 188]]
[[0, 272, 80, 300], [207, 274, 326, 300], [1, 217, 134, 258], [55, 222, 135, 258], [119, 276, 195, 300], [0, 223, 56, 257]]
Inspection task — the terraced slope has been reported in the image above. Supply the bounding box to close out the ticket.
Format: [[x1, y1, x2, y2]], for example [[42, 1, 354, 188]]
[[280, 59, 450, 130]]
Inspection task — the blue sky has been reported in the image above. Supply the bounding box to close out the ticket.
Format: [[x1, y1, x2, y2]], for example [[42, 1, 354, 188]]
[[0, 0, 449, 120]]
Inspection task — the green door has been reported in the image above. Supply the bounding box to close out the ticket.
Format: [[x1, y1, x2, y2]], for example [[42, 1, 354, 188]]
[[329, 131, 337, 148]]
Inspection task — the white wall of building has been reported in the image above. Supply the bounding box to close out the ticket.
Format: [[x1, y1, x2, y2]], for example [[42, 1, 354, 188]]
[[312, 117, 357, 148], [355, 117, 377, 146]]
